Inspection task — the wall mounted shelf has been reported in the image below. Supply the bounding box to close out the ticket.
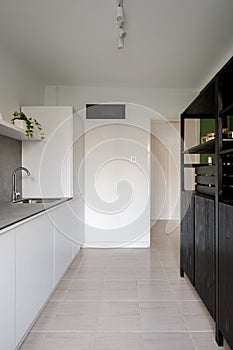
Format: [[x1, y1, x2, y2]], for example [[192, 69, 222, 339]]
[[0, 120, 40, 141]]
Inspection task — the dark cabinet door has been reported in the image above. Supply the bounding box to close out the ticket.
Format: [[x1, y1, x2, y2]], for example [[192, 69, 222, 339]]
[[219, 202, 233, 348], [195, 195, 215, 318], [181, 191, 195, 285]]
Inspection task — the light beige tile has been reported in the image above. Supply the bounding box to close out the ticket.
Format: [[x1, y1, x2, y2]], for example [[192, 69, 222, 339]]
[[102, 281, 138, 300], [50, 301, 99, 331], [178, 301, 215, 331], [163, 267, 180, 281], [74, 270, 106, 280], [142, 332, 195, 350], [97, 301, 141, 331], [21, 332, 93, 350], [93, 332, 143, 350], [65, 280, 104, 300], [190, 332, 231, 350], [170, 280, 201, 301], [139, 301, 187, 331], [137, 281, 175, 300], [134, 269, 167, 281], [105, 270, 135, 280]]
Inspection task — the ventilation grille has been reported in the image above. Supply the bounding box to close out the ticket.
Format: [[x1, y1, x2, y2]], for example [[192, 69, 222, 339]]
[[86, 104, 125, 119]]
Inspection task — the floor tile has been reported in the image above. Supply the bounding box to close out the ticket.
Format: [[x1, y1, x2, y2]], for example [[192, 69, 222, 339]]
[[21, 332, 93, 350], [178, 301, 215, 331], [97, 301, 141, 331], [93, 332, 143, 350], [65, 280, 104, 300], [50, 301, 100, 331], [137, 280, 175, 300], [139, 301, 187, 331], [169, 280, 200, 301], [102, 281, 138, 300], [142, 332, 195, 350]]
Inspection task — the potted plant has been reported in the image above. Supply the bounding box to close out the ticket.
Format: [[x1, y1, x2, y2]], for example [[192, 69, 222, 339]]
[[11, 111, 45, 140]]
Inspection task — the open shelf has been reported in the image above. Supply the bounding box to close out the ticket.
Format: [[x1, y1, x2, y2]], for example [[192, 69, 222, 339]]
[[0, 120, 40, 141], [183, 139, 215, 154], [184, 139, 233, 155], [184, 163, 209, 168]]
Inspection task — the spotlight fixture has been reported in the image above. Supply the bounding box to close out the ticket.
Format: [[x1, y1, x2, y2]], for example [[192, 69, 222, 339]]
[[116, 5, 124, 23], [118, 37, 124, 49], [116, 0, 127, 49], [119, 27, 127, 39]]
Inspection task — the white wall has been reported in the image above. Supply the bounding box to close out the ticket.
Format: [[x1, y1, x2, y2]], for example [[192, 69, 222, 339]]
[[151, 121, 180, 221], [0, 44, 45, 122], [44, 85, 198, 247]]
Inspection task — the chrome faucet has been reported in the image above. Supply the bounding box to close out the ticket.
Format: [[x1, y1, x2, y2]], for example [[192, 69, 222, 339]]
[[12, 167, 30, 202]]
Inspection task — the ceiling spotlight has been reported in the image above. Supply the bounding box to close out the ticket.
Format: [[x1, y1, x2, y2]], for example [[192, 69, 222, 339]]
[[119, 27, 127, 39], [116, 0, 127, 49], [116, 5, 124, 23], [118, 37, 124, 49]]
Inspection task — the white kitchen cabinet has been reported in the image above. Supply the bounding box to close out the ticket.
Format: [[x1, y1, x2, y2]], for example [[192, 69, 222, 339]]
[[54, 203, 74, 284], [15, 212, 54, 345], [0, 231, 15, 350], [21, 106, 73, 198]]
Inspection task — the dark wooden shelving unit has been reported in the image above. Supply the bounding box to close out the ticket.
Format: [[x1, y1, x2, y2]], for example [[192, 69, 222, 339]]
[[181, 55, 233, 348]]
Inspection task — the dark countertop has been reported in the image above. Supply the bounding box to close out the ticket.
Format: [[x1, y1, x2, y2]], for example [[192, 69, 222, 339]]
[[0, 198, 72, 232]]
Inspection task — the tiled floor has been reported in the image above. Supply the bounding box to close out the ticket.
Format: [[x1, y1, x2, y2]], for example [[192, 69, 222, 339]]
[[20, 221, 230, 349]]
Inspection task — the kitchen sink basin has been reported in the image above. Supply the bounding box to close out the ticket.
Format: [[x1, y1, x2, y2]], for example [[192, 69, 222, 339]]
[[14, 198, 60, 204]]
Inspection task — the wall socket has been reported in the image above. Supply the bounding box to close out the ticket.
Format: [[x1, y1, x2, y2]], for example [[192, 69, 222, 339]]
[[130, 156, 136, 163]]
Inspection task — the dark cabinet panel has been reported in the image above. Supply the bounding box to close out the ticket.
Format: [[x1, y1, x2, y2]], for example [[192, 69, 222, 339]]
[[219, 202, 233, 348], [195, 195, 215, 318], [180, 191, 195, 285]]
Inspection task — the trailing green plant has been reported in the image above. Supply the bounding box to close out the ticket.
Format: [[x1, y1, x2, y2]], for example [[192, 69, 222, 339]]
[[11, 111, 45, 140]]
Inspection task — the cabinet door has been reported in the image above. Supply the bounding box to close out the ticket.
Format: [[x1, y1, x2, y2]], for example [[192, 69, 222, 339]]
[[0, 231, 15, 350], [195, 195, 215, 318], [219, 202, 233, 348], [181, 191, 195, 284], [15, 213, 54, 345], [54, 204, 73, 285]]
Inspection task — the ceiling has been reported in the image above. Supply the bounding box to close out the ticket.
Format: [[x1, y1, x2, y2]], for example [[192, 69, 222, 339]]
[[0, 0, 233, 88]]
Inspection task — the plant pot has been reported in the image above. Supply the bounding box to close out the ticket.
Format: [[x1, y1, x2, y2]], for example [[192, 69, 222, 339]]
[[14, 120, 26, 130]]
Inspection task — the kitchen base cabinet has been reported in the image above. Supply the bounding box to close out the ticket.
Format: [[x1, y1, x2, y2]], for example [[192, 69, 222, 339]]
[[219, 202, 233, 349], [54, 202, 77, 284], [0, 200, 81, 349], [195, 195, 215, 318], [0, 232, 15, 350], [15, 212, 54, 345], [180, 190, 195, 284]]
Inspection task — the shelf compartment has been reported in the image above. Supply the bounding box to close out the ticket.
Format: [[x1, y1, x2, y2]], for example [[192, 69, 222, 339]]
[[196, 185, 215, 196], [0, 120, 40, 141], [195, 165, 216, 175], [195, 165, 216, 197]]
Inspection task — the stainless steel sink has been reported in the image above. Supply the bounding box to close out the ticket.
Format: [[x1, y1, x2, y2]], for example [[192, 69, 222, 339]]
[[14, 198, 60, 204]]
